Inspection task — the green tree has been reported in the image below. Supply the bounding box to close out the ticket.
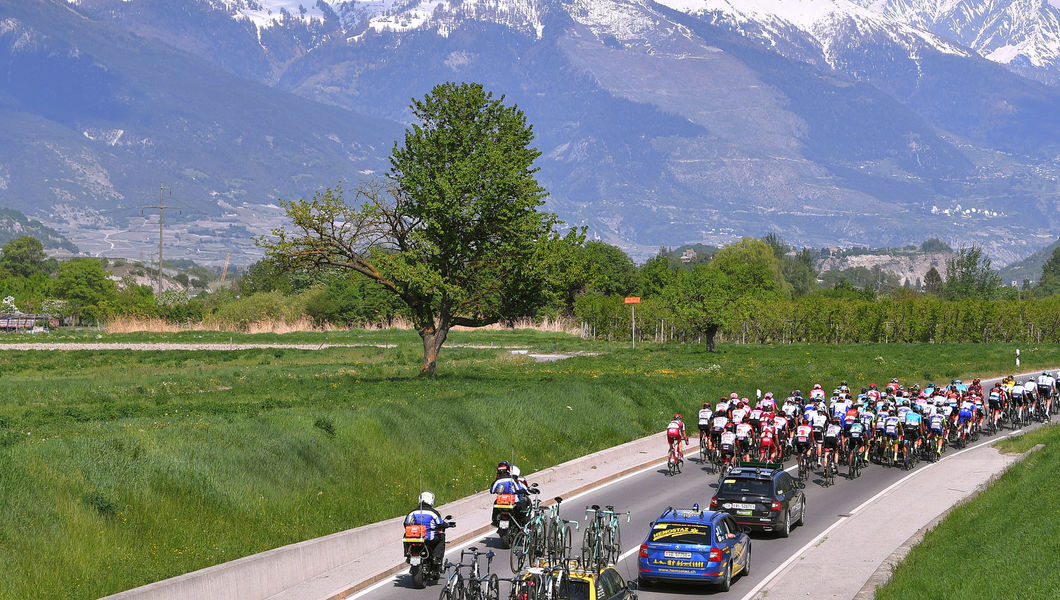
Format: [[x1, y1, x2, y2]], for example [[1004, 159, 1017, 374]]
[[0, 236, 53, 277], [1036, 247, 1060, 297], [639, 255, 674, 297], [51, 259, 118, 323], [942, 246, 1002, 300], [920, 237, 953, 253], [711, 237, 791, 296], [924, 266, 943, 295], [660, 240, 786, 351], [581, 241, 639, 296], [263, 82, 581, 375]]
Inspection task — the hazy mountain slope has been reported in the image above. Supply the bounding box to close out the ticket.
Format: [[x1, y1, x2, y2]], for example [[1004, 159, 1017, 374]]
[[0, 0, 400, 262]]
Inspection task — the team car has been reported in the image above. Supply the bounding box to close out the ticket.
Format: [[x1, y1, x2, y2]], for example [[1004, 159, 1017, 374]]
[[521, 564, 637, 600], [710, 462, 806, 537], [637, 506, 751, 591]]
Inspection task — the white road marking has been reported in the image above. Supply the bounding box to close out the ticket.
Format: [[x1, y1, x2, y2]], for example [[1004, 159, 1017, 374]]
[[738, 427, 1023, 600]]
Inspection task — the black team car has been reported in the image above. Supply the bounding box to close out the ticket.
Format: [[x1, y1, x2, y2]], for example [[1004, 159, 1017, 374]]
[[710, 462, 806, 537]]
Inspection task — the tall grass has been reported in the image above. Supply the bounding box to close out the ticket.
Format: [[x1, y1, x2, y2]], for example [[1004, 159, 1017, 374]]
[[876, 423, 1060, 599], [103, 315, 580, 335], [0, 338, 1058, 599]]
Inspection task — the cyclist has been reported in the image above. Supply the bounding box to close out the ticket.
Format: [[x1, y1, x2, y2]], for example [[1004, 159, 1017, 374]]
[[731, 400, 750, 425], [1037, 371, 1056, 415], [716, 396, 731, 419], [748, 402, 763, 436], [710, 410, 730, 455], [903, 405, 924, 458], [812, 405, 829, 465], [957, 397, 975, 440], [698, 402, 714, 448], [822, 417, 842, 475], [846, 412, 867, 468], [858, 404, 876, 462], [1010, 383, 1026, 424], [760, 391, 777, 412], [927, 408, 946, 457], [988, 383, 1004, 430], [666, 414, 688, 461], [1024, 378, 1039, 415], [969, 378, 983, 397], [735, 419, 754, 462], [404, 491, 447, 572], [759, 419, 778, 462], [809, 384, 826, 401], [794, 418, 814, 461], [719, 423, 738, 470], [883, 410, 903, 463]]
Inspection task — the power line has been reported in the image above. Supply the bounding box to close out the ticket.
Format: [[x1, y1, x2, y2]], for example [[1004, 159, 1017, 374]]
[[141, 184, 181, 297]]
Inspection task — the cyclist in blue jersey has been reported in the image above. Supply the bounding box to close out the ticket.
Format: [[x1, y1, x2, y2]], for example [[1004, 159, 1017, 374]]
[[903, 407, 924, 458], [927, 409, 946, 458], [883, 412, 903, 463]]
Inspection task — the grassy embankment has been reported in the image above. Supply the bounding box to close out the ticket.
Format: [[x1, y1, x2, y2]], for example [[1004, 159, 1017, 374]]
[[0, 334, 1057, 599], [876, 423, 1060, 600]]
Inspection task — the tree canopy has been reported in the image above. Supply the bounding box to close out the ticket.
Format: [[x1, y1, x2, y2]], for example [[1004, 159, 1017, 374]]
[[262, 81, 581, 375], [942, 246, 1002, 300]]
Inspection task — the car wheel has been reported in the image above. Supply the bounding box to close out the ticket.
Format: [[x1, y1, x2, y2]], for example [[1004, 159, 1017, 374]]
[[744, 545, 751, 577], [718, 561, 731, 592], [778, 509, 790, 538], [795, 499, 806, 526]]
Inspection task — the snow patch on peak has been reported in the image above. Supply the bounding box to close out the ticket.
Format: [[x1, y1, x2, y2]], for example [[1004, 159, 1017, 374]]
[[659, 0, 969, 60], [366, 0, 548, 38]]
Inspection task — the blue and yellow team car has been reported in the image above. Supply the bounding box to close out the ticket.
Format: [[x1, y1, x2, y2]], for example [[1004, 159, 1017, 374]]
[[637, 506, 751, 592]]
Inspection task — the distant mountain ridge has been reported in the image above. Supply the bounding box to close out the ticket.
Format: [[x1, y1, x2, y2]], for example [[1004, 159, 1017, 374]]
[[2, 0, 1058, 266]]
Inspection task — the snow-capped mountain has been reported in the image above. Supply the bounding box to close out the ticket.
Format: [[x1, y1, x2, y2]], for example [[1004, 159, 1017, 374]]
[[856, 0, 1060, 81], [12, 0, 1060, 264]]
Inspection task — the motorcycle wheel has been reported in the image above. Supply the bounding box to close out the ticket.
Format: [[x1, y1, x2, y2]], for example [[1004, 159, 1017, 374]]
[[411, 565, 425, 589]]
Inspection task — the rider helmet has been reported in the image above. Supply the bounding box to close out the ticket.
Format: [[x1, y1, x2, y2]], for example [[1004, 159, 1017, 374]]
[[496, 461, 511, 475], [703, 402, 710, 408], [813, 384, 823, 390], [510, 465, 521, 478], [730, 392, 739, 400], [419, 491, 436, 507]]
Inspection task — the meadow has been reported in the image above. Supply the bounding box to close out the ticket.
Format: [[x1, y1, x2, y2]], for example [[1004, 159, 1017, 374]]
[[876, 423, 1060, 599], [1, 331, 1057, 599]]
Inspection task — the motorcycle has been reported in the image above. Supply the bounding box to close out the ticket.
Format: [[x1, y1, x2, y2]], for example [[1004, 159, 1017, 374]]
[[403, 515, 455, 588], [493, 482, 539, 548]]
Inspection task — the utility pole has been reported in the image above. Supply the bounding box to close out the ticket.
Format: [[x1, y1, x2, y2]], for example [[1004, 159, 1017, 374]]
[[142, 184, 181, 297]]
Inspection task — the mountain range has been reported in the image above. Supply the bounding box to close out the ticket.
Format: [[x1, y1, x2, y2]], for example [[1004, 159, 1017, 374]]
[[2, 0, 1059, 265]]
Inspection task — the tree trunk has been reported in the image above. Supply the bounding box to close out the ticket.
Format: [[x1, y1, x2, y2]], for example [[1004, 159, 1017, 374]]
[[704, 324, 718, 352], [418, 325, 449, 377]]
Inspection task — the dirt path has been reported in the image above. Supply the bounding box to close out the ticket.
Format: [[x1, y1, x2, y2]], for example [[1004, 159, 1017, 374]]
[[0, 343, 390, 351]]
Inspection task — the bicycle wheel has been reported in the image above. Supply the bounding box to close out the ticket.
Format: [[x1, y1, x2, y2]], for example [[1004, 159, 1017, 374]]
[[483, 575, 500, 600], [440, 574, 464, 600], [510, 532, 528, 573], [609, 524, 621, 565], [580, 526, 595, 569]]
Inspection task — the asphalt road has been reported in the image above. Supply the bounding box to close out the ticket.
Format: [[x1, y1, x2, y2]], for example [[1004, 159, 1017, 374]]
[[354, 379, 1051, 600]]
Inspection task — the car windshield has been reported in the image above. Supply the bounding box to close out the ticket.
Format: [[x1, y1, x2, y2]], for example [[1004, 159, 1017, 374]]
[[718, 478, 774, 497], [648, 523, 712, 545], [558, 580, 590, 600]]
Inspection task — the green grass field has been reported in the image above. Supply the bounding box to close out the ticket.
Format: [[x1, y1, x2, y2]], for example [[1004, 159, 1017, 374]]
[[876, 423, 1060, 599], [1, 334, 1057, 599]]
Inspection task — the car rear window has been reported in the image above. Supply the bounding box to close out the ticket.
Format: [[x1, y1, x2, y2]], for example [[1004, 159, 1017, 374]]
[[648, 523, 712, 545], [562, 580, 590, 600], [718, 478, 774, 497]]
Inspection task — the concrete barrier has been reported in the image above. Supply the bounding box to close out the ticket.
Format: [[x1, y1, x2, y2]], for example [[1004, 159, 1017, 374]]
[[102, 431, 667, 600]]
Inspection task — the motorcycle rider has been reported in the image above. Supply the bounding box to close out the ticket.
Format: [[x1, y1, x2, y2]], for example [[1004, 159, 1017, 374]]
[[404, 491, 448, 572], [491, 462, 532, 526]]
